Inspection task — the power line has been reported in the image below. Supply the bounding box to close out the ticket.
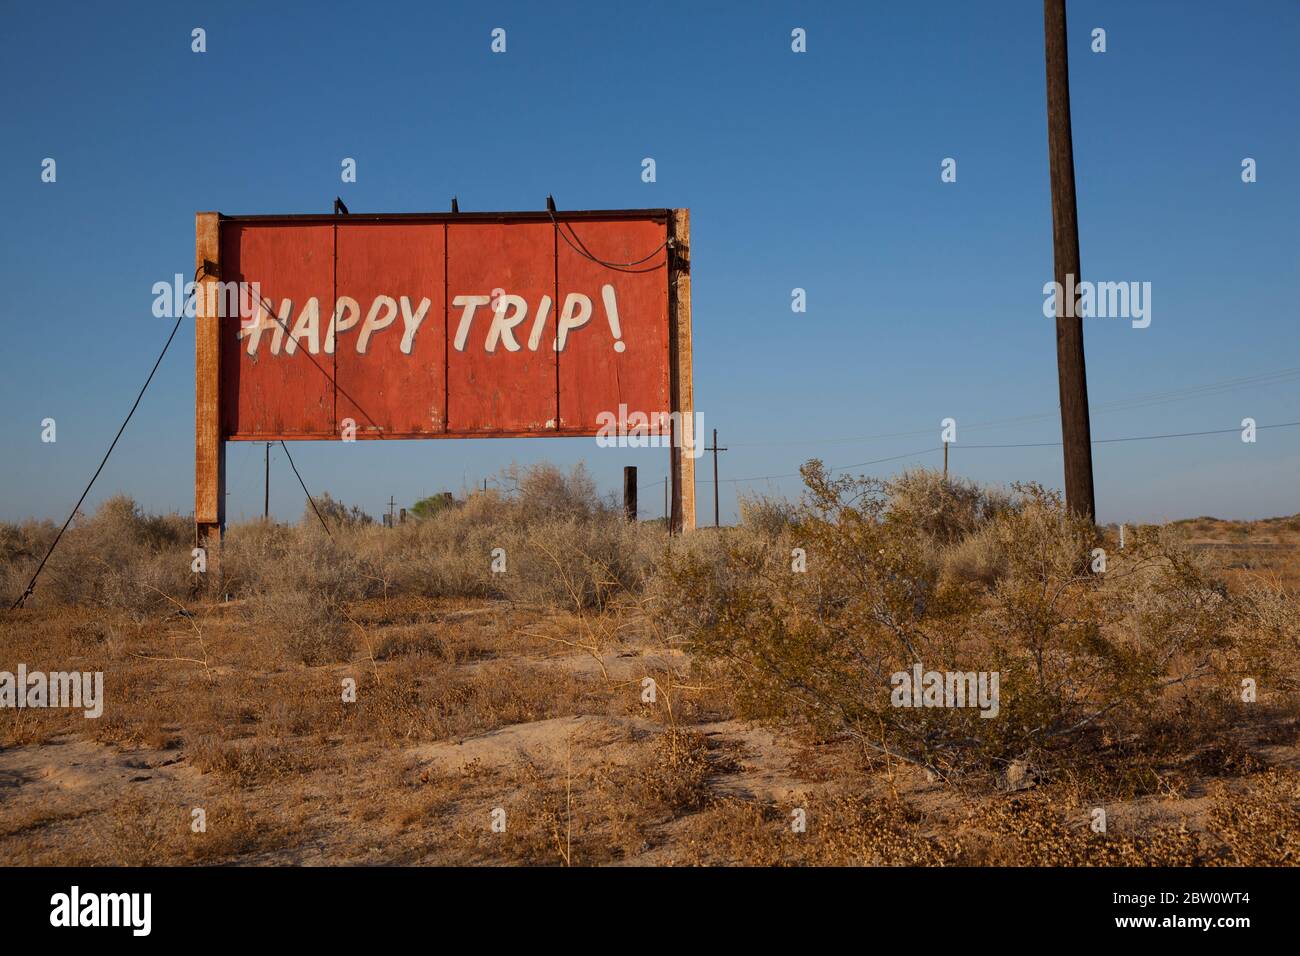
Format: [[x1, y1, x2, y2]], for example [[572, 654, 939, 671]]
[[279, 441, 333, 537], [630, 417, 1299, 493], [638, 445, 941, 489], [726, 366, 1300, 449], [960, 421, 1300, 449], [11, 269, 201, 609], [546, 203, 669, 273]]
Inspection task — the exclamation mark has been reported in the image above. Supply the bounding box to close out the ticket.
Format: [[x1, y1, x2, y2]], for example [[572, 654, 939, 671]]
[[601, 284, 625, 353]]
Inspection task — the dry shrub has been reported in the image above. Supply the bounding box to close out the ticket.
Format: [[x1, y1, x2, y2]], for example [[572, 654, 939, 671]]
[[348, 465, 662, 611], [223, 519, 376, 600], [1227, 577, 1300, 687], [437, 728, 718, 865], [0, 519, 57, 605], [189, 736, 317, 786], [962, 792, 1204, 866], [498, 517, 657, 611], [353, 659, 612, 743], [223, 519, 375, 664], [309, 491, 374, 529], [636, 730, 714, 813], [738, 493, 798, 537], [505, 461, 607, 523], [675, 794, 960, 866], [248, 587, 355, 665], [887, 468, 1012, 544], [2, 464, 667, 618], [663, 464, 1262, 782], [354, 496, 502, 599], [0, 496, 191, 611], [940, 523, 1006, 589], [1206, 768, 1300, 865], [91, 794, 295, 866]]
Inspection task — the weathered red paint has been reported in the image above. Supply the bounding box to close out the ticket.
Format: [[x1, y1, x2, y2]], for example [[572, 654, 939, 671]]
[[446, 222, 556, 433], [557, 218, 669, 429], [335, 222, 446, 436], [216, 213, 671, 441], [220, 223, 333, 436]]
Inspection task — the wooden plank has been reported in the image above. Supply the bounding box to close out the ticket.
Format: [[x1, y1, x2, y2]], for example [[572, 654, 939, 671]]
[[445, 222, 557, 432], [220, 222, 334, 436], [668, 208, 696, 533], [195, 211, 225, 567], [335, 222, 446, 435]]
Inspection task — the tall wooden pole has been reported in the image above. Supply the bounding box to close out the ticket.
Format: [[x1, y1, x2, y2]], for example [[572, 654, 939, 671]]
[[195, 211, 225, 578], [1043, 0, 1096, 522], [667, 209, 696, 533], [264, 442, 270, 519]]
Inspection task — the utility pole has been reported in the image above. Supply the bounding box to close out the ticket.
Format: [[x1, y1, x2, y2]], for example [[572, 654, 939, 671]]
[[705, 428, 727, 527], [1044, 0, 1096, 522], [264, 442, 271, 519], [943, 440, 949, 481]]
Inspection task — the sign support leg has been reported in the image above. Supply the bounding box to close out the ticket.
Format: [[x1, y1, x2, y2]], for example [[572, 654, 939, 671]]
[[195, 211, 225, 582]]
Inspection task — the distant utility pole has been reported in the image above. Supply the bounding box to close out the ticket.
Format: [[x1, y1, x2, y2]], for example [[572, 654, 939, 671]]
[[1044, 0, 1097, 522], [705, 428, 727, 527], [943, 440, 949, 480], [264, 442, 271, 519]]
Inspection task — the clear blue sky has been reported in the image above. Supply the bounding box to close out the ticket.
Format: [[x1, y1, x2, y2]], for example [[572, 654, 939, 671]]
[[2, 0, 1296, 525]]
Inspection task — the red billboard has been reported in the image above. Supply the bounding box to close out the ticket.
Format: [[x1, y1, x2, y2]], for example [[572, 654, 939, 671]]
[[214, 212, 671, 440], [194, 208, 696, 541]]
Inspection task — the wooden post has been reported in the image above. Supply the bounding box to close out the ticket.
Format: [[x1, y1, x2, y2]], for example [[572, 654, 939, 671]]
[[943, 440, 949, 479], [668, 208, 696, 534], [1043, 0, 1096, 522], [195, 212, 225, 580], [624, 466, 637, 522]]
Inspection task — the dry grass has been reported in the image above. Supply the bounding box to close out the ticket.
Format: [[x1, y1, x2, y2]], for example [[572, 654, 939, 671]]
[[1, 463, 1296, 866]]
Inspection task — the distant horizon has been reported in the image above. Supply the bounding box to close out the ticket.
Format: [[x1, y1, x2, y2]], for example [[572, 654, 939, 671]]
[[21, 446, 1300, 529]]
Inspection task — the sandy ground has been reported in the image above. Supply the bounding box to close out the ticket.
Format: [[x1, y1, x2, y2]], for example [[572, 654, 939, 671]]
[[0, 596, 852, 865]]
